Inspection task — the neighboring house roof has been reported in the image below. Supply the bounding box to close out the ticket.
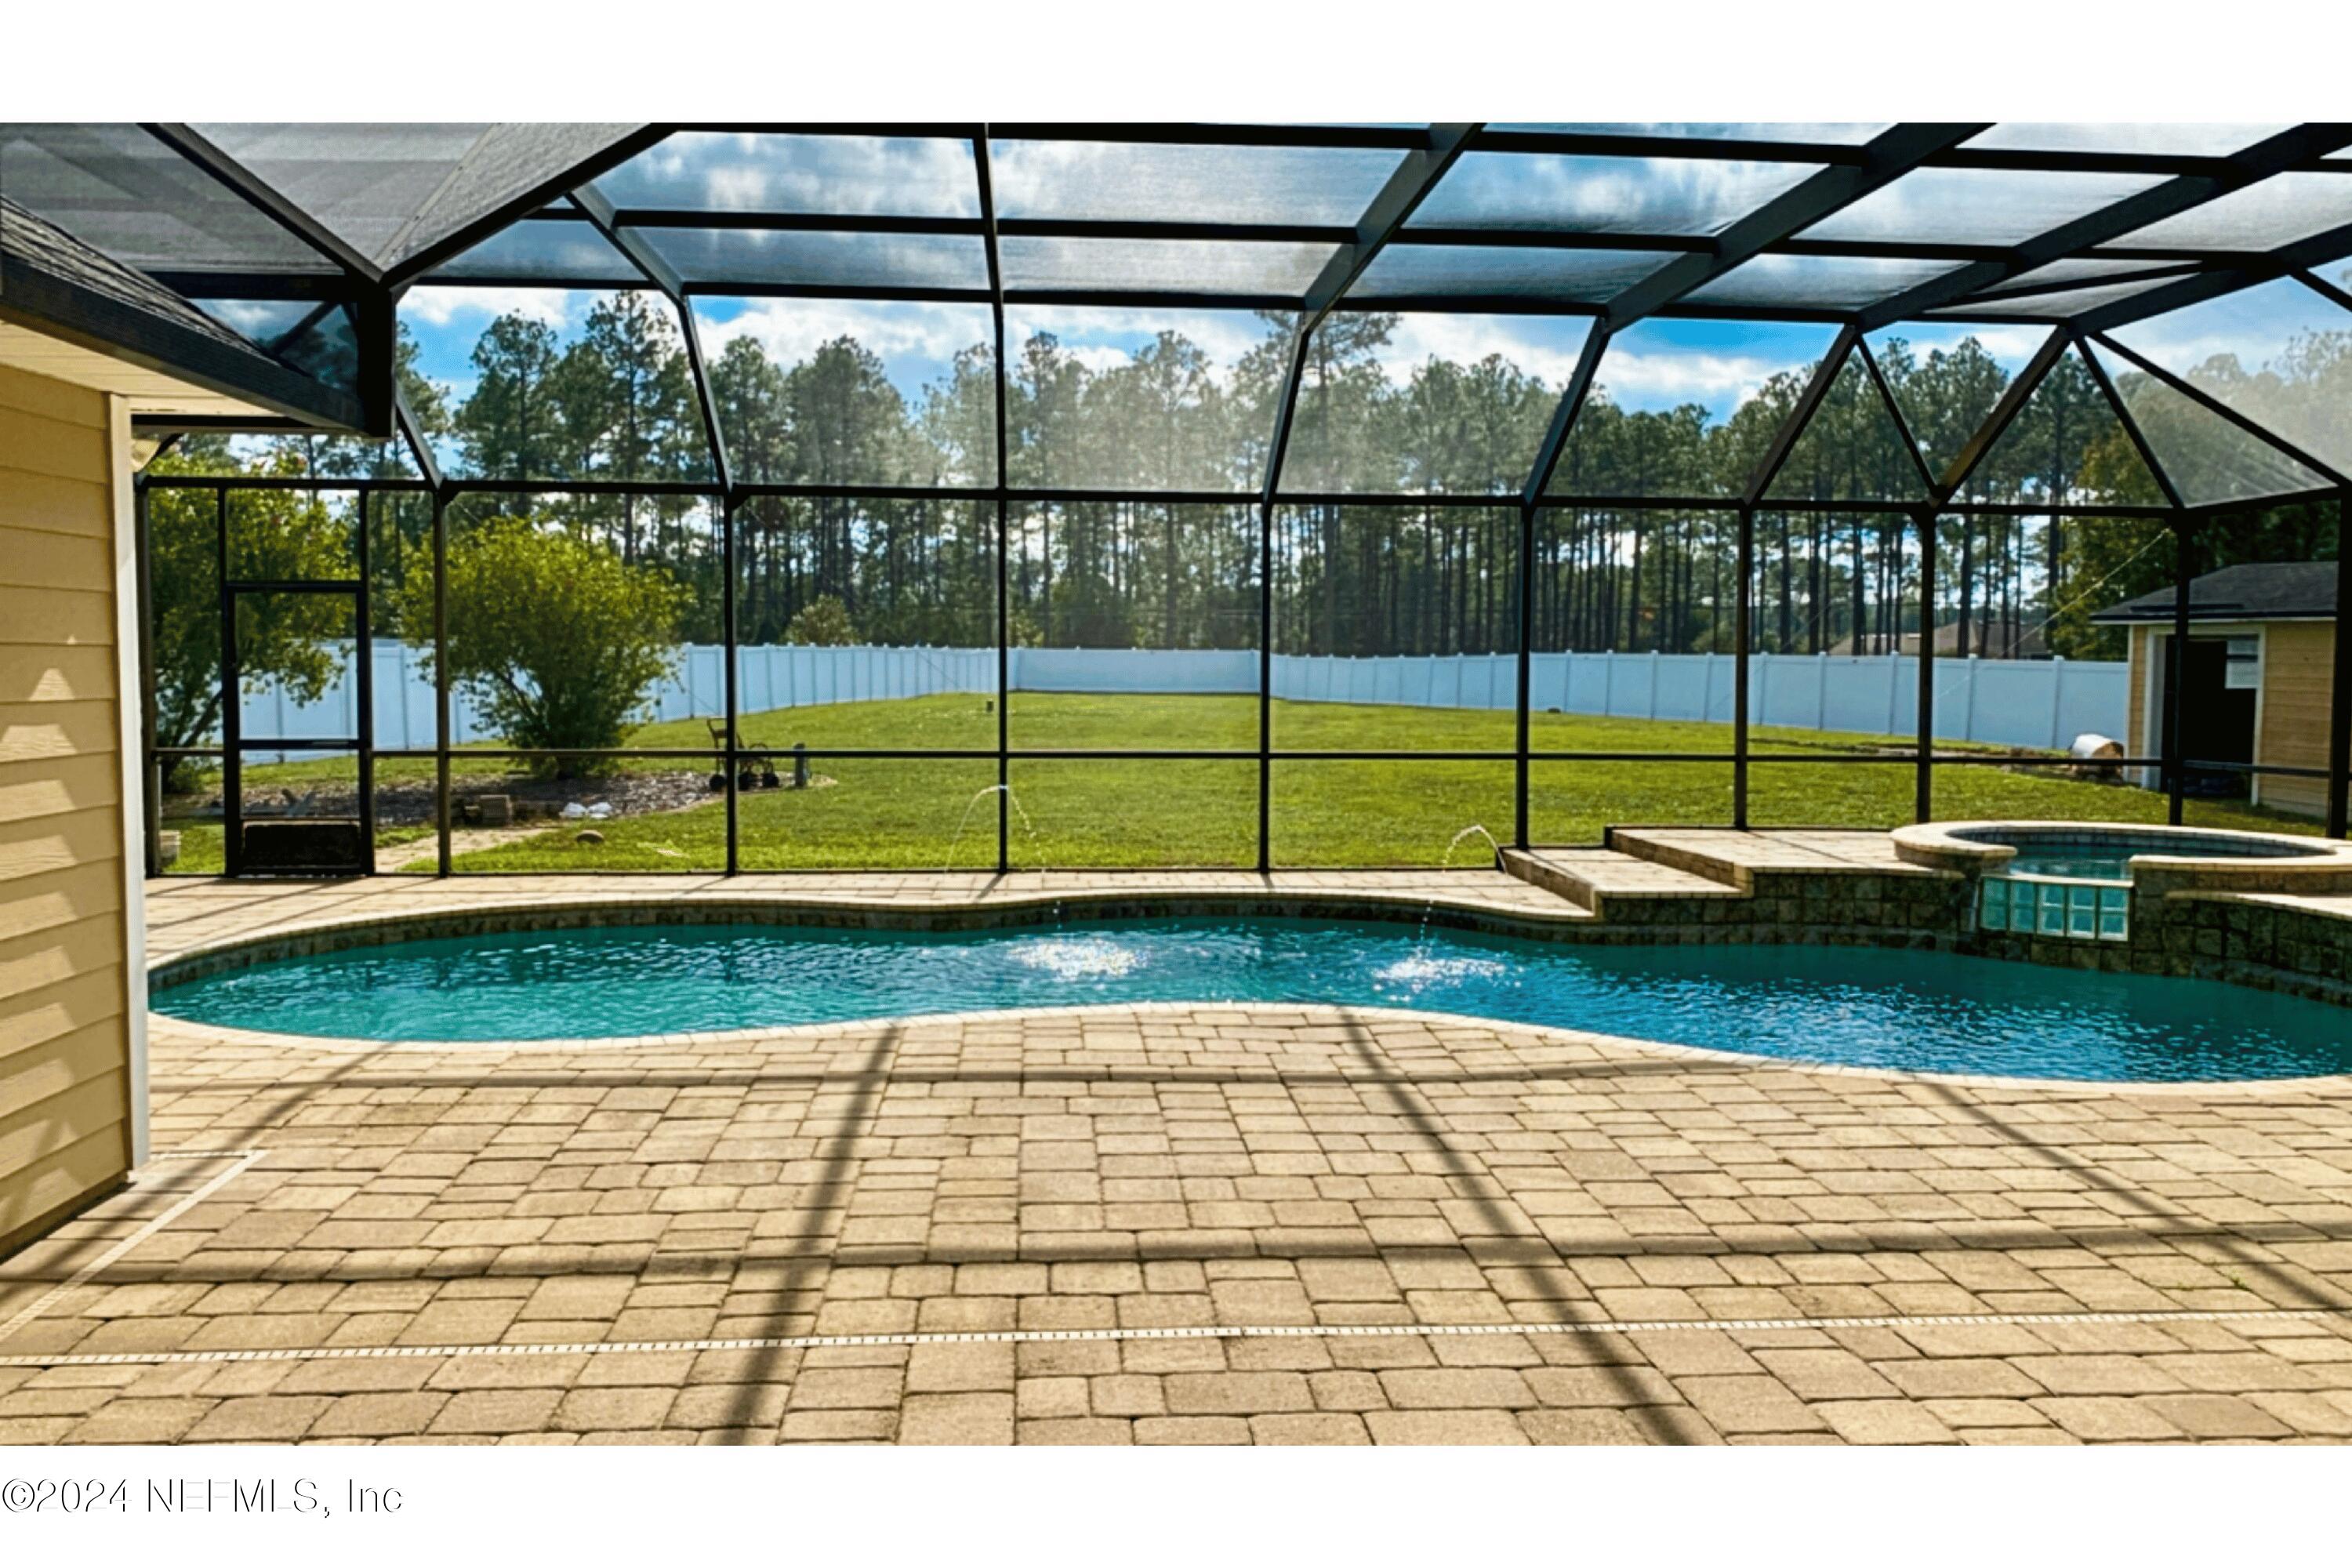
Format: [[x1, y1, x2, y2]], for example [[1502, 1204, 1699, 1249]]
[[2089, 561, 2339, 624], [1827, 621, 2049, 657]]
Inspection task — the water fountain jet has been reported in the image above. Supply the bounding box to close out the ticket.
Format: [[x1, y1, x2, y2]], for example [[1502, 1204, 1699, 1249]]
[[945, 783, 1040, 870]]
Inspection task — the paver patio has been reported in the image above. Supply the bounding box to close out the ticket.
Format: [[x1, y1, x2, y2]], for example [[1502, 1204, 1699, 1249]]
[[5, 870, 2352, 1445]]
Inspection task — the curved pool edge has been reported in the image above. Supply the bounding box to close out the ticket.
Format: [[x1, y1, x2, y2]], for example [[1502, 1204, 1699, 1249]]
[[143, 880, 2352, 1092], [1894, 819, 2352, 894], [140, 995, 2352, 1098], [142, 884, 1637, 990]]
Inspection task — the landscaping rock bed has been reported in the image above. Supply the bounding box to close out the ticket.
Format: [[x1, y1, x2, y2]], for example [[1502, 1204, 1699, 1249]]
[[168, 768, 717, 829]]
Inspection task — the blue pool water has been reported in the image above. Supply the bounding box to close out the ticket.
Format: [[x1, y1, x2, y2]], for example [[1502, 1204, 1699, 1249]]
[[1978, 831, 2325, 883], [151, 918, 2352, 1082]]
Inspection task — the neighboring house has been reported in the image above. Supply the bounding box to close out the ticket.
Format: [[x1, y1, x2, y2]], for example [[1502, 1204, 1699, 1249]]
[[2089, 562, 2341, 818], [1828, 620, 2051, 659]]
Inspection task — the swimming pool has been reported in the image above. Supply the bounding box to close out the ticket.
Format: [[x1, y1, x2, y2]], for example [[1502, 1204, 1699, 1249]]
[[150, 917, 2352, 1082]]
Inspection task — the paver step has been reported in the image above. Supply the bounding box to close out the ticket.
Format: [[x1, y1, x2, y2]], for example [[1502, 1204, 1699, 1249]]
[[1501, 847, 1746, 915], [1606, 827, 1939, 891]]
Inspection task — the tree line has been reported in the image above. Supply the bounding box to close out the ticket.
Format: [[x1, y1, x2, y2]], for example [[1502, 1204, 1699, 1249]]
[[148, 289, 2348, 760]]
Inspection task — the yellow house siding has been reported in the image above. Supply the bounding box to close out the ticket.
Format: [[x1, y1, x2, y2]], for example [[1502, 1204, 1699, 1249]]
[[2256, 622, 2334, 818], [2125, 626, 2150, 757], [0, 362, 139, 1257]]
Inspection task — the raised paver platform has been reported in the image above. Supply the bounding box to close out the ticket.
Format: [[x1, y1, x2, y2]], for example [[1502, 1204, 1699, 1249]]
[[1609, 828, 1937, 886]]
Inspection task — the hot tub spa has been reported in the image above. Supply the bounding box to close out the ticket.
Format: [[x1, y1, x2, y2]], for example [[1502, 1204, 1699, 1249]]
[[148, 915, 2352, 1083], [1892, 821, 2352, 944]]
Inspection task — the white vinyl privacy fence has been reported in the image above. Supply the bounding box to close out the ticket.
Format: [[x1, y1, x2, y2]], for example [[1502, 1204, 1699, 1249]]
[[235, 642, 2129, 759]]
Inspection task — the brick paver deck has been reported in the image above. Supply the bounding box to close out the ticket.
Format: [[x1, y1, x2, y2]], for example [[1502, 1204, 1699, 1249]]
[[4, 866, 2350, 1445]]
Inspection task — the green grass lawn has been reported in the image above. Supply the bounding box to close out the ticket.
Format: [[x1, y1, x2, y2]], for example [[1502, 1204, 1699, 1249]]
[[158, 692, 2325, 873]]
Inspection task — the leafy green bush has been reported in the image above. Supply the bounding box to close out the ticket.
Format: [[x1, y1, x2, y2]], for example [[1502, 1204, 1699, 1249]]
[[784, 594, 857, 647], [401, 516, 687, 774]]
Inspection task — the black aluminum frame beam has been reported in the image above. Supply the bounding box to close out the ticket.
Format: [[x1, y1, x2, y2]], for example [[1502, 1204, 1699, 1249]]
[[394, 381, 444, 491], [2074, 326, 2188, 512], [1259, 125, 1482, 503], [1855, 336, 1939, 499], [568, 180, 734, 491], [975, 126, 1013, 873], [131, 413, 314, 436], [1521, 318, 1610, 508], [143, 270, 360, 301], [1597, 125, 1988, 331], [1860, 125, 2352, 328], [1252, 123, 1479, 867], [2070, 217, 2352, 336], [1743, 323, 1863, 508], [379, 125, 677, 289], [2086, 330, 2350, 488], [2303, 268, 2352, 314], [1962, 260, 2213, 307], [572, 204, 2051, 267], [1932, 327, 2072, 503]]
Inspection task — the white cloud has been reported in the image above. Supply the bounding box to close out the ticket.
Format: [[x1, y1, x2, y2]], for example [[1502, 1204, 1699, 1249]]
[[602, 132, 979, 218], [1063, 343, 1136, 376], [1377, 315, 1591, 387], [1002, 307, 1282, 381], [1957, 325, 2055, 368], [402, 286, 576, 330], [1596, 346, 1802, 416], [695, 299, 993, 378], [1425, 154, 1814, 234]]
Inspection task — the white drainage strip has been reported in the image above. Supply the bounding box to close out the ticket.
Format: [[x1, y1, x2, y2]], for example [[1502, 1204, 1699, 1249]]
[[1, 1307, 2341, 1370], [0, 1149, 268, 1350], [2, 1146, 2344, 1370]]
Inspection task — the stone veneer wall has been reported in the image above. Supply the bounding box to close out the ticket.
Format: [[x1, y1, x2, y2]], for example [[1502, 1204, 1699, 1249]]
[[1567, 870, 1972, 943], [1954, 886, 2352, 1006]]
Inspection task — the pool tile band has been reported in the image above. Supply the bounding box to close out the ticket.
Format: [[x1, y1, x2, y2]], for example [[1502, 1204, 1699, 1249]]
[[1, 1308, 2340, 1370]]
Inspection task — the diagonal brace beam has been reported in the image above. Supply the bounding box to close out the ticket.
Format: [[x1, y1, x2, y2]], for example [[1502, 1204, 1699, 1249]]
[[1933, 327, 2070, 503], [571, 183, 731, 492], [1259, 124, 1481, 503], [1743, 323, 1860, 509], [1602, 124, 1988, 329], [1860, 123, 2352, 329]]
